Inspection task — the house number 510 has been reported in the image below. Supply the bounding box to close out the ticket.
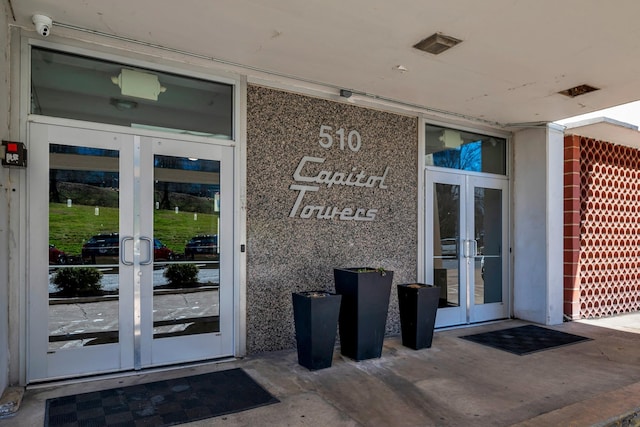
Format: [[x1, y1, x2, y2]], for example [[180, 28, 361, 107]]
[[318, 125, 362, 152]]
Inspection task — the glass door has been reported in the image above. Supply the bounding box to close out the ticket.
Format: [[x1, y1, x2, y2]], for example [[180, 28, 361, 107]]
[[426, 169, 509, 327], [141, 135, 234, 368], [28, 123, 234, 381]]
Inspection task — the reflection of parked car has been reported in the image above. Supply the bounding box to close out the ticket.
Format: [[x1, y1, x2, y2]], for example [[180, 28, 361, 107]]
[[154, 239, 175, 261], [440, 238, 458, 256], [82, 233, 175, 264], [82, 233, 119, 264], [185, 235, 218, 260], [49, 244, 67, 265]]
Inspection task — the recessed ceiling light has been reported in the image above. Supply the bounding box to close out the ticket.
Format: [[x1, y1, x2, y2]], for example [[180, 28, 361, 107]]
[[413, 32, 462, 55], [558, 84, 600, 97]]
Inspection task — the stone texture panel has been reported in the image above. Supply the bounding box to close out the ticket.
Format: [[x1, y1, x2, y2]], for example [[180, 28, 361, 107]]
[[247, 85, 418, 353]]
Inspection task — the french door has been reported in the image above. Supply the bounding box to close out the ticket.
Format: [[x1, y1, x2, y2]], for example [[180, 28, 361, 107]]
[[28, 122, 235, 381], [426, 169, 509, 327]]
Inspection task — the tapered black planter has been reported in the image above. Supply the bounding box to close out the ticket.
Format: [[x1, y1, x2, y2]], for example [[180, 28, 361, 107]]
[[333, 267, 393, 361], [292, 291, 342, 370], [397, 283, 439, 350]]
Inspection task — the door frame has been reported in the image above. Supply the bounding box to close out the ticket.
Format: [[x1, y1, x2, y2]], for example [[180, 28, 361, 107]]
[[425, 167, 511, 328], [26, 118, 240, 382]]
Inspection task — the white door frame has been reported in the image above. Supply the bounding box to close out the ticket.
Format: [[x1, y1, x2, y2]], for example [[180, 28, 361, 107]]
[[27, 120, 237, 382], [425, 168, 510, 328]]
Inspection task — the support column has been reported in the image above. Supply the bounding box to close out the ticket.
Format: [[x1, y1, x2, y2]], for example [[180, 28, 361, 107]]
[[512, 124, 564, 325]]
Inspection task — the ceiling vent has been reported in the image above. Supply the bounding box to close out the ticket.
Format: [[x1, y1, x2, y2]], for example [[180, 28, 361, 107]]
[[559, 84, 600, 98], [413, 32, 462, 55]]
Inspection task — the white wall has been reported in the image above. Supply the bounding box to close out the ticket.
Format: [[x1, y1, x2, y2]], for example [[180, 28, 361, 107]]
[[512, 125, 564, 325], [0, 0, 11, 395]]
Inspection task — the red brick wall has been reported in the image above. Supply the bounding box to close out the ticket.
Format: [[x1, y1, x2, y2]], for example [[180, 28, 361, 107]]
[[564, 135, 640, 319]]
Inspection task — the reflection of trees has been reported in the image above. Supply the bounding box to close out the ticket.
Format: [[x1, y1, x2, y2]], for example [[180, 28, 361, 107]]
[[50, 169, 61, 203], [432, 141, 482, 172], [474, 188, 485, 248], [436, 184, 459, 239], [159, 181, 172, 210], [154, 155, 220, 211]]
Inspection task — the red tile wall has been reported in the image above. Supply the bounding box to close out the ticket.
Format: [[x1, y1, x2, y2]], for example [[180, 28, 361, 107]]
[[564, 135, 640, 319]]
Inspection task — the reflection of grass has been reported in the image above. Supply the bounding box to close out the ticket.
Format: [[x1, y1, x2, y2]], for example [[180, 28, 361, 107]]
[[49, 203, 218, 255]]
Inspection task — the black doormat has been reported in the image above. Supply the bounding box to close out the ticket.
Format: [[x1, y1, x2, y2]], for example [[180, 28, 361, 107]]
[[460, 324, 591, 355], [44, 368, 279, 427]]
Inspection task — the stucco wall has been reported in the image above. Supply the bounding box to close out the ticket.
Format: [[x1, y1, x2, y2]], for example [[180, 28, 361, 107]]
[[0, 1, 11, 394], [512, 126, 564, 325], [246, 85, 418, 353]]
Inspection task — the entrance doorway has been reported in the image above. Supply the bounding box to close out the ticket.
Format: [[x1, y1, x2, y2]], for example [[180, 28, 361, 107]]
[[426, 169, 509, 327], [28, 122, 235, 382]]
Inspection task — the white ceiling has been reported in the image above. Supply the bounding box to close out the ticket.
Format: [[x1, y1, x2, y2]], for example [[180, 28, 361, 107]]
[[9, 0, 640, 127]]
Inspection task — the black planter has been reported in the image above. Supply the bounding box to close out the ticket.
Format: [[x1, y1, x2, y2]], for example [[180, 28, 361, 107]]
[[333, 267, 393, 361], [292, 291, 342, 370], [397, 283, 439, 350]]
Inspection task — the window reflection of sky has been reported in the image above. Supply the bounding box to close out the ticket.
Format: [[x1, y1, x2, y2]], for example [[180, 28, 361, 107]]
[[425, 124, 507, 175], [432, 141, 482, 172]]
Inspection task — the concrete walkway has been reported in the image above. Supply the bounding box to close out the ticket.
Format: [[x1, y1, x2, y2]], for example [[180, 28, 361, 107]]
[[2, 313, 640, 426]]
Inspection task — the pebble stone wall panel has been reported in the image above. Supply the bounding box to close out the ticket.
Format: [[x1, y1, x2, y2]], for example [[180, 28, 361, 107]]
[[564, 134, 640, 319], [246, 85, 418, 353]]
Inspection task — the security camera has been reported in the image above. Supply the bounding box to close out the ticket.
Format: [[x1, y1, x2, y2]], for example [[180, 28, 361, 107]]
[[32, 14, 53, 37]]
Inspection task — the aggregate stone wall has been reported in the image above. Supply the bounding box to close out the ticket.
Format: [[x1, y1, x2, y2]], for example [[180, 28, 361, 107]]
[[246, 85, 418, 353]]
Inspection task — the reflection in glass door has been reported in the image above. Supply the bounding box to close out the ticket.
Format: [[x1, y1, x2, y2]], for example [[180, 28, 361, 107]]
[[426, 169, 509, 327], [144, 137, 234, 367], [28, 123, 234, 381]]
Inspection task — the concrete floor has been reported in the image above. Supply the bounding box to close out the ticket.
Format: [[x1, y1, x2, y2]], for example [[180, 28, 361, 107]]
[[2, 314, 640, 426]]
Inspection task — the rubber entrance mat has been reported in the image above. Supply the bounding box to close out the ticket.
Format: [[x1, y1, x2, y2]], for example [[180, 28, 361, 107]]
[[45, 368, 279, 427], [460, 324, 591, 355]]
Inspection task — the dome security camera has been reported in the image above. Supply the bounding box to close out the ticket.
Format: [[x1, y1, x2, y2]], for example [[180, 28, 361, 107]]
[[32, 14, 53, 37]]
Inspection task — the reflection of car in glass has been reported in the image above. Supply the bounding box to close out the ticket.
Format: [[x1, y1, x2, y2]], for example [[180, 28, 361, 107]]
[[81, 233, 175, 263], [185, 235, 218, 260], [81, 233, 119, 264], [153, 239, 175, 261], [440, 238, 458, 256], [49, 244, 67, 265]]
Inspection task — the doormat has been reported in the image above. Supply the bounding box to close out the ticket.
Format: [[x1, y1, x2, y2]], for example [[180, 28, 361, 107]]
[[459, 324, 591, 355], [44, 368, 279, 427]]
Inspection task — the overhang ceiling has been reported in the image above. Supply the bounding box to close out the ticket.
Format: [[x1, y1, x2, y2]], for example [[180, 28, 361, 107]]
[[9, 0, 640, 127]]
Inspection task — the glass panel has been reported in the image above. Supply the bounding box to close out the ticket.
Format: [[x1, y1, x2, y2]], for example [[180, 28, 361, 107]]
[[474, 187, 502, 304], [31, 47, 233, 139], [152, 155, 220, 338], [425, 124, 506, 175], [433, 183, 460, 308], [48, 144, 120, 349]]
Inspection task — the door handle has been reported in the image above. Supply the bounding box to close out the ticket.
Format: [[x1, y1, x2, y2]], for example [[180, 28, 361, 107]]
[[463, 239, 479, 258], [463, 240, 471, 258], [140, 236, 153, 265], [120, 236, 134, 265]]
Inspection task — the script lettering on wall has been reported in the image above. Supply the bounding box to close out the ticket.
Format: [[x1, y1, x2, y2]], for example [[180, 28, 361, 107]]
[[288, 125, 390, 221]]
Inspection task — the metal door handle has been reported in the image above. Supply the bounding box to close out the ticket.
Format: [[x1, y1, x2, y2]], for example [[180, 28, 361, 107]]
[[120, 236, 134, 265], [463, 239, 479, 258], [140, 236, 153, 265]]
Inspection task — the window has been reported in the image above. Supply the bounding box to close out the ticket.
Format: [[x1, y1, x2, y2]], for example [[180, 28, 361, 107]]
[[425, 124, 507, 175], [31, 47, 233, 138]]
